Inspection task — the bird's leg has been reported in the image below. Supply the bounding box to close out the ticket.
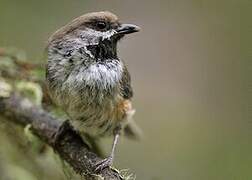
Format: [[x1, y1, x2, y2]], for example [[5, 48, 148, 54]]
[[94, 126, 121, 172]]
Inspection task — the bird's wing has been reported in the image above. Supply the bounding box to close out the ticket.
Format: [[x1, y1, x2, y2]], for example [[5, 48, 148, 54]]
[[120, 65, 142, 140], [120, 65, 133, 99]]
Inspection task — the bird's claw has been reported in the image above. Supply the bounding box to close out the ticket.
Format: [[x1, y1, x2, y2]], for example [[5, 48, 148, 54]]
[[94, 156, 113, 172]]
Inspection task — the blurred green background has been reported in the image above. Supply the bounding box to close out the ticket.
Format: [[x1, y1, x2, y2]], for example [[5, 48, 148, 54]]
[[0, 0, 251, 180]]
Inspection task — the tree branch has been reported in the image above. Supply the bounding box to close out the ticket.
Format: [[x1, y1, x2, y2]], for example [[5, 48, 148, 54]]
[[0, 93, 123, 180]]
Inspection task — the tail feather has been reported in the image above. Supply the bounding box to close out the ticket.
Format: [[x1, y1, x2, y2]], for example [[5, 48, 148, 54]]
[[124, 121, 143, 140]]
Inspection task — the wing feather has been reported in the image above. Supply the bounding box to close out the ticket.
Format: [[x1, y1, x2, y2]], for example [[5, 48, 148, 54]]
[[119, 65, 142, 140]]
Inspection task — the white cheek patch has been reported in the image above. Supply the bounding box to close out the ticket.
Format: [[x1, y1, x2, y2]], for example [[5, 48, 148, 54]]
[[101, 29, 117, 40], [84, 28, 117, 43]]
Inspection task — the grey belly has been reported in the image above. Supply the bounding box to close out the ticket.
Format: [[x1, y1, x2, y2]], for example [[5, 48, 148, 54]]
[[66, 98, 119, 137]]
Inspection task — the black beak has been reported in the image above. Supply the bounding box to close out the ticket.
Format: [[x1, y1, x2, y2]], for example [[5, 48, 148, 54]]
[[116, 24, 140, 35]]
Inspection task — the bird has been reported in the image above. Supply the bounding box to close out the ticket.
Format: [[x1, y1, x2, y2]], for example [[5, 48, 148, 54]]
[[45, 11, 141, 171]]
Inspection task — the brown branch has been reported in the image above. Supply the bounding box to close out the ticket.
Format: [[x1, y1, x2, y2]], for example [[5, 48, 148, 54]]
[[0, 93, 123, 180]]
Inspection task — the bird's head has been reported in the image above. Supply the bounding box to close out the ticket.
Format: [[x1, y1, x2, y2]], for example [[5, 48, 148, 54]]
[[48, 11, 140, 61]]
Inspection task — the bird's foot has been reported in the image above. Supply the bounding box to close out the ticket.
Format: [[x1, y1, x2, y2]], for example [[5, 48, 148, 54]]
[[94, 156, 113, 172]]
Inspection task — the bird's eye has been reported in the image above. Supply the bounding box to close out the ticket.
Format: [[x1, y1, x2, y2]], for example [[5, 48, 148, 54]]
[[96, 21, 107, 30]]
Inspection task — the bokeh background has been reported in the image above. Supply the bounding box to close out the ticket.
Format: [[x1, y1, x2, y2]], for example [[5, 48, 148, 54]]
[[0, 0, 250, 180]]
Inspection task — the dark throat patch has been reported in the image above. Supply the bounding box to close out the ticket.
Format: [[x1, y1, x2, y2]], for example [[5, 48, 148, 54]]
[[86, 39, 118, 61]]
